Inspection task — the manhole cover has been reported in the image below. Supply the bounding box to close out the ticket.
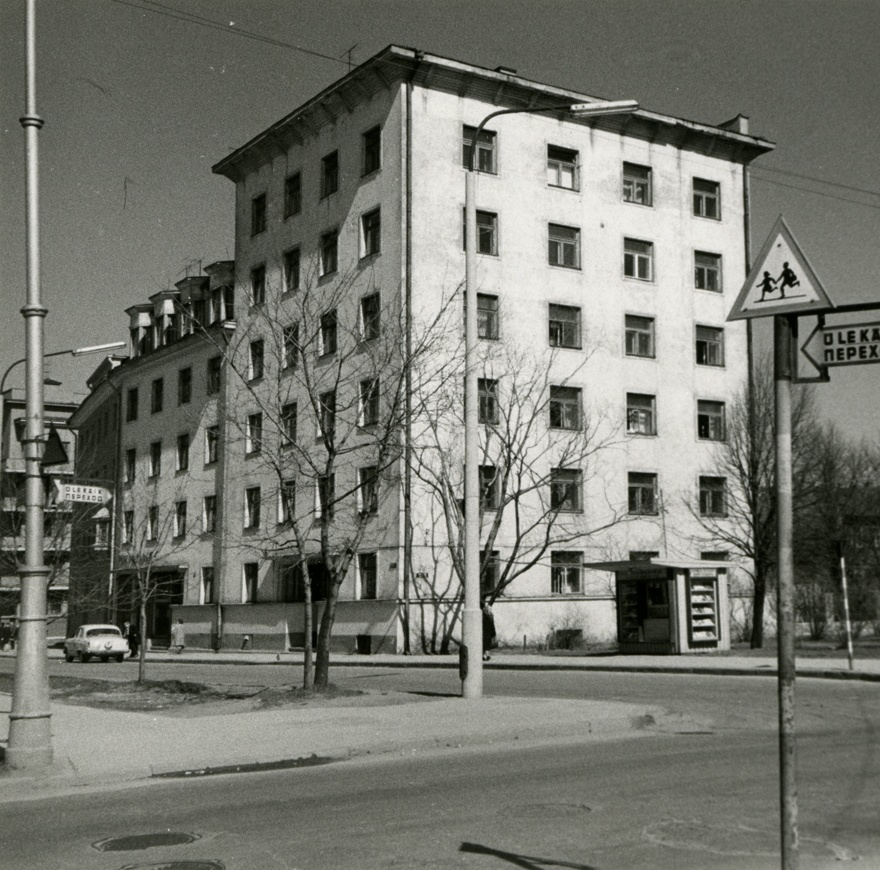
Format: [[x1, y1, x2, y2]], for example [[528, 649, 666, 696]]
[[93, 832, 202, 852], [117, 863, 224, 870]]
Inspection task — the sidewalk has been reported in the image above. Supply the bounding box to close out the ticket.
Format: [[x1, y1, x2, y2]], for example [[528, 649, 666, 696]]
[[1, 647, 877, 803]]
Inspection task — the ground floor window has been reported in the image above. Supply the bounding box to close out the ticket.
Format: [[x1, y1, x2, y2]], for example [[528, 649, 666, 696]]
[[551, 551, 582, 594]]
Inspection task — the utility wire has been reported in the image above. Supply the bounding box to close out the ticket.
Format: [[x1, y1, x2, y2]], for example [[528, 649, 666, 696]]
[[749, 172, 880, 212]]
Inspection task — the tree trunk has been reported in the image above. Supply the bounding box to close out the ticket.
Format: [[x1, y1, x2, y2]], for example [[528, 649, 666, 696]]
[[137, 592, 148, 683], [751, 566, 767, 649], [313, 590, 339, 688], [302, 564, 313, 690]]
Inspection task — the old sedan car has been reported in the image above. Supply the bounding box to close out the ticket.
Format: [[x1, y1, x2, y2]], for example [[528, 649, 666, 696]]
[[64, 624, 129, 663]]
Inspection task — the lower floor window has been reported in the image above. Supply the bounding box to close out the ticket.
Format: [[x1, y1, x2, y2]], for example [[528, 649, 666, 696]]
[[200, 567, 214, 605], [243, 563, 258, 603], [358, 552, 377, 600], [551, 551, 583, 594]]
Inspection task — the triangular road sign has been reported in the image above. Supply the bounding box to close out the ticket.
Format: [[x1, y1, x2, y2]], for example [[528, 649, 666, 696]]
[[41, 423, 69, 466], [728, 215, 835, 321]]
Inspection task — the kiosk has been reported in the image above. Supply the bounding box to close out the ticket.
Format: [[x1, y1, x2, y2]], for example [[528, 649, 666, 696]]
[[587, 560, 730, 654]]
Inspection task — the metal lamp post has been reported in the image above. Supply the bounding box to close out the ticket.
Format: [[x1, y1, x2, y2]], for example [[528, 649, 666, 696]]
[[462, 98, 638, 699]]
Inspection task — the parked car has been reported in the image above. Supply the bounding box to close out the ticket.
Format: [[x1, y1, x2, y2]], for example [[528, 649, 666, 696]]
[[64, 624, 128, 663]]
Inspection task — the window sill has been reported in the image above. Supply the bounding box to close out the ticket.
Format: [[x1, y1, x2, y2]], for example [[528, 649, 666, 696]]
[[548, 263, 581, 271], [548, 183, 580, 193]]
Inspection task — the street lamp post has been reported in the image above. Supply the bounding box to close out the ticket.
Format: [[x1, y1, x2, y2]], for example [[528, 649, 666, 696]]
[[462, 99, 638, 699]]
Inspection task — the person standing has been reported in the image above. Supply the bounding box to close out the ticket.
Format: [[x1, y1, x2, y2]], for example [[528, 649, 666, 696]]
[[126, 622, 140, 659], [481, 598, 496, 662], [170, 618, 186, 653]]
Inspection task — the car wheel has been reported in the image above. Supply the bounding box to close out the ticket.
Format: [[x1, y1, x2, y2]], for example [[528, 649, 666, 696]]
[[77, 650, 88, 663], [64, 650, 74, 663], [115, 654, 124, 663]]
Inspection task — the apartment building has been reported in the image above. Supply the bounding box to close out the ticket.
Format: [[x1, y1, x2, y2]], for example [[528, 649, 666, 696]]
[[70, 46, 774, 652]]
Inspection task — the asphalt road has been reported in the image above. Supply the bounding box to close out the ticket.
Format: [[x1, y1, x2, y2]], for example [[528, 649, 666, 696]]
[[1, 661, 878, 869]]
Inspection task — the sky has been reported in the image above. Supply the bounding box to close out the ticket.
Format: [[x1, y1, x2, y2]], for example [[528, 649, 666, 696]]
[[1, 0, 878, 441]]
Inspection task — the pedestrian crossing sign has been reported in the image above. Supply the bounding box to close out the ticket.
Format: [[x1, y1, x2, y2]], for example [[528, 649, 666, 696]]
[[728, 215, 835, 321]]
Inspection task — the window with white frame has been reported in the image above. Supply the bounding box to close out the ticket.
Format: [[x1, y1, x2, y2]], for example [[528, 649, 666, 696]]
[[176, 432, 190, 471], [283, 323, 299, 369], [360, 378, 380, 427], [361, 208, 381, 257], [278, 479, 295, 524], [548, 304, 581, 348], [203, 495, 217, 533], [251, 193, 267, 235], [319, 390, 336, 440], [358, 466, 379, 515], [279, 562, 304, 602], [319, 311, 337, 356], [628, 472, 658, 515], [174, 500, 187, 538], [478, 378, 499, 425], [205, 425, 219, 464], [250, 264, 266, 305], [284, 172, 301, 218], [124, 448, 136, 484], [149, 441, 162, 478], [462, 125, 496, 172], [122, 510, 134, 544], [699, 476, 727, 517], [246, 412, 263, 454], [200, 567, 214, 604], [178, 367, 192, 405], [547, 145, 579, 189], [316, 473, 335, 519], [147, 505, 159, 540], [624, 238, 653, 281], [696, 325, 724, 366], [625, 314, 655, 358], [550, 468, 582, 512], [243, 562, 258, 603], [151, 377, 164, 413], [358, 552, 377, 600], [321, 151, 339, 198], [548, 223, 580, 268], [695, 251, 722, 292], [477, 293, 499, 340], [360, 293, 381, 341], [249, 339, 264, 380], [697, 400, 726, 441], [281, 402, 297, 446], [283, 247, 300, 293], [623, 162, 652, 205], [463, 210, 498, 255], [93, 516, 109, 549], [320, 229, 338, 275], [626, 393, 656, 435], [549, 385, 581, 430], [244, 486, 261, 529], [479, 464, 500, 511], [362, 126, 381, 176], [551, 551, 583, 594], [693, 178, 720, 219], [207, 356, 221, 395]]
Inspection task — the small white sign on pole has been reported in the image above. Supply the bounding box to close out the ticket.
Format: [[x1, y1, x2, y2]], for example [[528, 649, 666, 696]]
[[54, 481, 113, 504]]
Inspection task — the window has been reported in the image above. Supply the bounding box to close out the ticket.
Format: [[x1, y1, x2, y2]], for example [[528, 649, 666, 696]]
[[362, 126, 381, 176], [249, 339, 264, 380], [151, 378, 164, 413], [696, 326, 724, 366], [360, 293, 381, 341], [149, 441, 162, 478], [548, 304, 581, 349], [695, 251, 722, 292], [316, 473, 335, 519], [205, 425, 219, 464], [95, 517, 110, 548], [207, 356, 222, 395], [358, 466, 379, 515], [319, 390, 336, 440], [479, 464, 500, 511], [693, 178, 720, 219], [245, 486, 261, 529], [126, 387, 138, 422], [358, 552, 377, 600], [361, 208, 381, 257], [174, 500, 187, 538], [283, 247, 300, 293], [481, 550, 500, 597], [623, 162, 652, 205], [701, 551, 729, 562], [550, 468, 582, 512], [548, 224, 580, 268], [320, 310, 337, 356], [547, 145, 579, 189], [278, 479, 296, 524], [176, 432, 190, 471], [474, 293, 499, 340], [178, 367, 192, 405], [281, 402, 297, 445], [124, 448, 136, 484], [279, 562, 305, 602], [551, 551, 583, 594], [243, 562, 258, 603], [628, 472, 658, 515], [463, 210, 499, 255], [321, 151, 339, 198], [122, 510, 134, 544], [697, 400, 726, 441], [147, 506, 159, 541], [200, 567, 215, 605], [626, 393, 656, 435], [462, 124, 496, 172], [360, 378, 380, 427], [284, 172, 301, 217], [699, 476, 727, 517], [203, 495, 217, 533], [630, 550, 659, 562], [624, 238, 653, 281], [549, 385, 581, 430], [282, 323, 299, 370], [625, 315, 655, 358], [251, 193, 267, 235], [320, 229, 338, 275], [478, 378, 499, 425], [246, 412, 263, 454], [250, 264, 266, 305]]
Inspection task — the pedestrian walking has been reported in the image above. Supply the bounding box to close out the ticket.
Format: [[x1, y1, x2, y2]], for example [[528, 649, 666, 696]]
[[126, 622, 140, 658], [482, 598, 496, 661], [170, 618, 186, 653]]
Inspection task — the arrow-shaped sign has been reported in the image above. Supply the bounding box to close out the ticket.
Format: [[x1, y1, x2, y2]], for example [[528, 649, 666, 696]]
[[54, 481, 113, 504], [801, 319, 880, 370]]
